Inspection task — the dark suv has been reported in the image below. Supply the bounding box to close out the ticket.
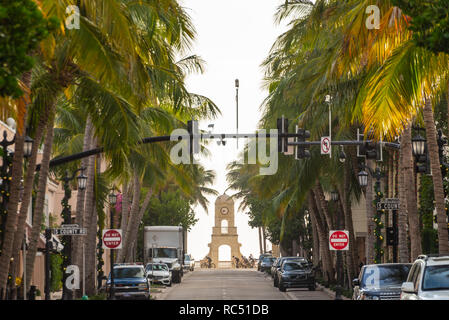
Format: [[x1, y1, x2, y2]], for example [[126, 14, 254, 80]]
[[273, 257, 309, 287], [278, 261, 315, 292], [353, 263, 412, 300]]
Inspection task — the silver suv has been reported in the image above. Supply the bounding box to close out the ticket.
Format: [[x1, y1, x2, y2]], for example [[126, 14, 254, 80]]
[[401, 254, 449, 300]]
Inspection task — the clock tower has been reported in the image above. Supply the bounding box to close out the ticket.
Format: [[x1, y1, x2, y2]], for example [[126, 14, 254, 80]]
[[206, 193, 242, 268]]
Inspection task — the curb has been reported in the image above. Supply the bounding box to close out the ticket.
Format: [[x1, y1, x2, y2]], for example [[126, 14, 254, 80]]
[[316, 283, 350, 300]]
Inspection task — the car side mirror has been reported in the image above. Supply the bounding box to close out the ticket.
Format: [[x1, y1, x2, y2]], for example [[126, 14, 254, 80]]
[[352, 278, 360, 287], [401, 282, 415, 293]]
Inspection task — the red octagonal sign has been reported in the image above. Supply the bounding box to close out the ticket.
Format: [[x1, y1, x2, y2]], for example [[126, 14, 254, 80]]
[[329, 230, 349, 251], [103, 229, 122, 249]]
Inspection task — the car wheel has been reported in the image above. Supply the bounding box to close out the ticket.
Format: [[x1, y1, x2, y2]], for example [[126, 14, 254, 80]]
[[279, 281, 286, 292], [168, 281, 172, 287], [308, 284, 316, 291]]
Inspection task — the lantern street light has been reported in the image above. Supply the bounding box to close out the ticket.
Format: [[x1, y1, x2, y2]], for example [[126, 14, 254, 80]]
[[412, 133, 426, 158], [331, 190, 339, 201], [357, 169, 369, 187], [23, 135, 34, 158]]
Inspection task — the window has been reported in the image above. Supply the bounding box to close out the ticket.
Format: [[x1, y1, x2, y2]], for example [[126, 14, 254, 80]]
[[221, 220, 228, 234], [422, 265, 449, 291], [361, 264, 412, 288], [112, 267, 145, 279]]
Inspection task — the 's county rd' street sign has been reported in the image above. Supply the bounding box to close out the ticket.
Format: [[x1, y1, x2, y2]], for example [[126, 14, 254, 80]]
[[329, 230, 349, 251], [102, 229, 122, 249]]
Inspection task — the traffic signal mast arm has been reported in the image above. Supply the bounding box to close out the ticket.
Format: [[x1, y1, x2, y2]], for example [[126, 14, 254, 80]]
[[40, 126, 400, 169]]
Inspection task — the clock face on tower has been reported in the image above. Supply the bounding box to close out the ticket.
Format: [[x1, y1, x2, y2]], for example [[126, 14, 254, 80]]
[[220, 207, 229, 215]]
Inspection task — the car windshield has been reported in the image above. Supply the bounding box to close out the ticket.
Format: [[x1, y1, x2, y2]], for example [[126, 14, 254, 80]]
[[112, 267, 145, 279], [361, 265, 411, 288], [185, 255, 191, 261], [283, 263, 305, 271], [146, 264, 168, 272], [148, 248, 177, 258], [263, 257, 274, 263], [422, 265, 449, 291]]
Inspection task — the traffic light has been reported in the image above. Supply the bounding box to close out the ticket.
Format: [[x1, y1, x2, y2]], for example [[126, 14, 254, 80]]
[[277, 117, 289, 153], [386, 227, 398, 246], [187, 120, 199, 156], [357, 129, 382, 161], [295, 126, 311, 159]]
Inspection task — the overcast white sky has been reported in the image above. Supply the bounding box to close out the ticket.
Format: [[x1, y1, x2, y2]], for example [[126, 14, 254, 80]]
[[181, 0, 288, 260]]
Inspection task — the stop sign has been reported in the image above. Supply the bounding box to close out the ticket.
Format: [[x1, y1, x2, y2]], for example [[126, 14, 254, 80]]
[[329, 230, 349, 251], [102, 229, 122, 249]]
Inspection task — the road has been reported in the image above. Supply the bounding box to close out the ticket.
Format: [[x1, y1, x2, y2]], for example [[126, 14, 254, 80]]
[[155, 269, 332, 300]]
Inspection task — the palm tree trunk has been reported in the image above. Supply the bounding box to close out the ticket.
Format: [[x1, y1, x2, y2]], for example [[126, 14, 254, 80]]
[[313, 181, 335, 230], [25, 107, 56, 293], [9, 112, 48, 299], [308, 191, 334, 284], [124, 189, 153, 262], [84, 163, 98, 297], [258, 227, 263, 255], [262, 226, 267, 254], [0, 112, 27, 298], [365, 159, 375, 264], [75, 134, 96, 298], [337, 181, 356, 285], [117, 170, 140, 263], [115, 182, 130, 263], [423, 97, 449, 254], [402, 123, 422, 260], [72, 116, 93, 287], [398, 144, 410, 262], [310, 210, 320, 266]]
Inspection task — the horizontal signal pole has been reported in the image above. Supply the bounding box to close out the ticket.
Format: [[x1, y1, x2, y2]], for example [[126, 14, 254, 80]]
[[37, 132, 400, 170]]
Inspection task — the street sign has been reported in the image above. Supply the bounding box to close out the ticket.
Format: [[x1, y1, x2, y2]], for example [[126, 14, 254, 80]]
[[53, 228, 87, 235], [377, 198, 400, 210], [103, 229, 122, 249], [321, 136, 331, 155], [329, 230, 349, 251]]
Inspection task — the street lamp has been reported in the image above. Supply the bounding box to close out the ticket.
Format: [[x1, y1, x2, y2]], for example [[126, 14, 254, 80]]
[[412, 133, 426, 157], [357, 169, 369, 187], [331, 190, 339, 201], [76, 171, 88, 191], [339, 146, 346, 163], [23, 135, 33, 158]]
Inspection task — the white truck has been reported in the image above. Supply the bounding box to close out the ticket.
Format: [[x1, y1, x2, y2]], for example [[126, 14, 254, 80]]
[[144, 226, 185, 283]]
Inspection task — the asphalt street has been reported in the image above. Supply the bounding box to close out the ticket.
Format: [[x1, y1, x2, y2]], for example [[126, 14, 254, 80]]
[[155, 269, 332, 300]]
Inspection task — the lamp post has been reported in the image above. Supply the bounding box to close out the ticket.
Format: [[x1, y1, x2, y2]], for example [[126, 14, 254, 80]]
[[60, 167, 87, 300], [0, 131, 15, 258], [331, 190, 344, 300], [358, 165, 385, 264], [108, 191, 117, 300]]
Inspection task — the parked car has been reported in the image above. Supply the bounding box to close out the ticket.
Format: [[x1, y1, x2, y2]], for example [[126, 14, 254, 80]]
[[184, 254, 195, 272], [352, 263, 412, 300], [145, 263, 172, 287], [260, 256, 276, 273], [271, 258, 281, 279], [401, 254, 449, 300], [274, 257, 310, 287], [106, 263, 150, 300], [257, 253, 272, 271], [277, 261, 315, 292]]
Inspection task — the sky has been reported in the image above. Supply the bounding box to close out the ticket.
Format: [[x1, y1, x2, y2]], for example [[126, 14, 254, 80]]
[[181, 0, 288, 261]]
